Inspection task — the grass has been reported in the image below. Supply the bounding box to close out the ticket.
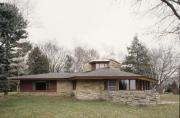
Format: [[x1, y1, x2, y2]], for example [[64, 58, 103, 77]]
[[0, 92, 17, 96], [160, 94, 179, 102], [0, 95, 179, 118]]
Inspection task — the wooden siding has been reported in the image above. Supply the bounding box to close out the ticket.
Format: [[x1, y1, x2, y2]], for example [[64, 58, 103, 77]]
[[20, 80, 57, 92]]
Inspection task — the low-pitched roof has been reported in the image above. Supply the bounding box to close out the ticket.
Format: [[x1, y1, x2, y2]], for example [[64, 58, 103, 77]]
[[9, 73, 74, 80], [75, 68, 141, 77], [89, 60, 110, 64], [89, 59, 120, 64], [8, 68, 156, 82]]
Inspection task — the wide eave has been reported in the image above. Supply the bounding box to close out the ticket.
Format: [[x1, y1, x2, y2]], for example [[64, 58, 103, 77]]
[[8, 68, 157, 82]]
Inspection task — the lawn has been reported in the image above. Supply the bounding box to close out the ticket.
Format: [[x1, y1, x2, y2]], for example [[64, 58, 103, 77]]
[[0, 95, 179, 118], [160, 94, 179, 102]]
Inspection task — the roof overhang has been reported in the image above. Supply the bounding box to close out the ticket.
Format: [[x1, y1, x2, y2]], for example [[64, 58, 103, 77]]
[[72, 76, 157, 82]]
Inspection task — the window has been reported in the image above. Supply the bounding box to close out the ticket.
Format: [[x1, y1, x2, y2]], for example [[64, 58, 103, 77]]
[[99, 64, 104, 68], [104, 80, 108, 90], [141, 80, 146, 90], [140, 80, 149, 90], [108, 80, 116, 91], [104, 64, 108, 68], [141, 80, 144, 90], [130, 80, 136, 90], [119, 80, 129, 90], [34, 81, 48, 90], [96, 64, 100, 69], [95, 63, 109, 69], [147, 81, 150, 90], [72, 80, 76, 90]]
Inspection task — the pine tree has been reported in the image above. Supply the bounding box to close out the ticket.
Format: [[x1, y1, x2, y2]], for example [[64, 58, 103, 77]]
[[10, 41, 32, 76], [27, 47, 49, 74], [122, 36, 151, 77], [0, 3, 28, 95]]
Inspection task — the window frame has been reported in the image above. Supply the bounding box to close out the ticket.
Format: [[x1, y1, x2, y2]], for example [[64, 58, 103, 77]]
[[33, 81, 49, 91], [108, 80, 117, 91], [119, 80, 129, 90]]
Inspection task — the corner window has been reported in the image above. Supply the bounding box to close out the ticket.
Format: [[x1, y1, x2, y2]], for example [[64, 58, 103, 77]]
[[119, 80, 129, 90], [130, 80, 136, 90]]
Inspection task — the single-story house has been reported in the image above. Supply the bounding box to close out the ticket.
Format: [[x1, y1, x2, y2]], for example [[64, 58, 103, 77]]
[[9, 59, 157, 100]]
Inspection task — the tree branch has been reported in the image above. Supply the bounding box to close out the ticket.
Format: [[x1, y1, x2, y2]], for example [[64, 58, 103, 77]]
[[161, 0, 180, 20], [168, 0, 180, 5]]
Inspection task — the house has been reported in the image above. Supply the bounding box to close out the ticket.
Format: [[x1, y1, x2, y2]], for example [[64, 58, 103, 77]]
[[9, 59, 157, 101]]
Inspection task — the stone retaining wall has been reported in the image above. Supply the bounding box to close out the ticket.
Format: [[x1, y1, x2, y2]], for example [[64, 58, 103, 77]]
[[103, 90, 159, 106]]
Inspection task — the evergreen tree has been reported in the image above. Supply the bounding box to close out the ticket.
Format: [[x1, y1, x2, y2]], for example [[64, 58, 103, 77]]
[[64, 55, 73, 72], [27, 47, 49, 74], [0, 3, 28, 94], [11, 41, 32, 76], [122, 36, 151, 77]]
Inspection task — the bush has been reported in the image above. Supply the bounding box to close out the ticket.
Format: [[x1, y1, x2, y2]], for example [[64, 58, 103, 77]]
[[171, 81, 179, 94]]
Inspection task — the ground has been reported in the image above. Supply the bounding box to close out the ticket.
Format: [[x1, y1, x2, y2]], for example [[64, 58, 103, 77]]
[[0, 94, 179, 118], [160, 94, 179, 101]]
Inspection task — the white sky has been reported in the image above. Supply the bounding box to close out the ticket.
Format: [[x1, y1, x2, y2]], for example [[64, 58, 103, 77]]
[[3, 0, 179, 61]]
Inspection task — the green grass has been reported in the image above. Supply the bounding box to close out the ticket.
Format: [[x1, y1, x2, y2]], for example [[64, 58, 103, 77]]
[[160, 94, 179, 101], [0, 96, 179, 118]]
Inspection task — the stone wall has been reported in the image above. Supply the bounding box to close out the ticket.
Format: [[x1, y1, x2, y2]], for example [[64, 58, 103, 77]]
[[82, 63, 92, 72], [75, 80, 104, 100], [57, 80, 73, 96], [109, 60, 121, 69], [103, 90, 159, 106], [74, 80, 159, 105]]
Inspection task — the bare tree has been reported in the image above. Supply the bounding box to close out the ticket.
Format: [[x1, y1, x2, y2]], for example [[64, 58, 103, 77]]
[[149, 46, 179, 91], [134, 0, 180, 40], [40, 42, 69, 72], [73, 46, 99, 72]]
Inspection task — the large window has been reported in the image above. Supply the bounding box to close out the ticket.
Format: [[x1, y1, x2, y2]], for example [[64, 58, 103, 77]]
[[108, 80, 116, 91], [119, 80, 129, 90], [34, 81, 48, 90], [139, 80, 150, 90], [130, 80, 136, 90]]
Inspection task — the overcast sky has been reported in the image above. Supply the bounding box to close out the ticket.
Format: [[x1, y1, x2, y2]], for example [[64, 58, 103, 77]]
[[4, 0, 179, 60]]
